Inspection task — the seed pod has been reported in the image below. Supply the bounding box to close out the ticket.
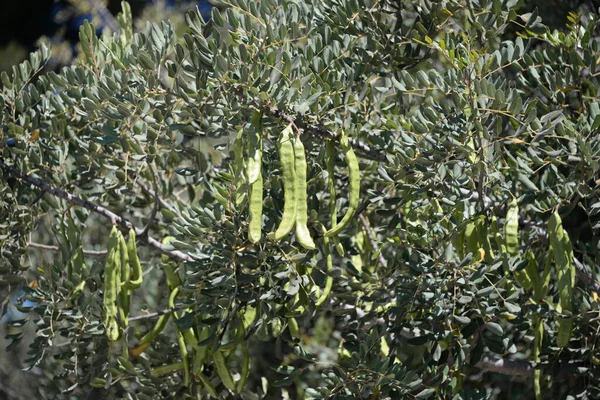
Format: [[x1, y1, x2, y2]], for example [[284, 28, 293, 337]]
[[273, 124, 297, 239], [293, 135, 316, 250], [103, 226, 121, 341], [123, 228, 143, 290], [248, 172, 263, 243], [548, 211, 575, 348], [325, 133, 360, 238], [117, 232, 130, 327]]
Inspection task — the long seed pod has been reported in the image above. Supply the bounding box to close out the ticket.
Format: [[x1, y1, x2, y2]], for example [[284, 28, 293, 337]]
[[237, 341, 250, 392], [273, 123, 297, 239], [247, 111, 263, 243], [248, 172, 263, 243], [233, 128, 246, 206], [213, 350, 236, 391], [505, 199, 532, 288], [293, 135, 316, 250], [246, 110, 262, 184], [326, 140, 337, 226], [117, 232, 130, 327], [548, 211, 575, 348], [129, 314, 170, 357], [316, 227, 333, 307], [103, 226, 121, 342], [169, 287, 190, 386], [326, 140, 345, 256], [533, 315, 543, 400], [325, 133, 360, 238], [161, 236, 183, 288], [124, 228, 143, 290]]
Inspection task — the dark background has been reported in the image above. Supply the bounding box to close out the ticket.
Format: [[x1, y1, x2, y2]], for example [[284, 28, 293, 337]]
[[0, 0, 213, 72]]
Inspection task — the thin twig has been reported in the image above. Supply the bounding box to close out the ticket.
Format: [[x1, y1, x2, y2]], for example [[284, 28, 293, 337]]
[[27, 242, 107, 256], [263, 106, 387, 162], [0, 159, 193, 263], [359, 214, 388, 269], [475, 355, 534, 377], [135, 176, 179, 215], [128, 308, 176, 322], [574, 257, 600, 293], [140, 164, 160, 237]]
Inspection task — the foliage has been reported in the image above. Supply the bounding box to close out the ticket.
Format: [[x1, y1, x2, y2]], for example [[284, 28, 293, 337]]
[[1, 0, 600, 398]]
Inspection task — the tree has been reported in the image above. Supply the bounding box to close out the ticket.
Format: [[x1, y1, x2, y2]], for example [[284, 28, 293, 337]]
[[1, 0, 600, 398]]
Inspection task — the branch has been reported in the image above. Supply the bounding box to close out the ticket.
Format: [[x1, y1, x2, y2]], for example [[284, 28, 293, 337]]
[[474, 355, 586, 378], [128, 307, 176, 322], [0, 159, 193, 263], [475, 355, 534, 377], [263, 106, 387, 162], [135, 175, 180, 216], [140, 164, 160, 237], [574, 257, 600, 293], [27, 242, 107, 256]]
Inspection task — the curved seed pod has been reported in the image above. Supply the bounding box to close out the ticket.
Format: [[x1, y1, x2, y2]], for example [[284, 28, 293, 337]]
[[325, 133, 360, 238], [476, 217, 494, 264], [326, 140, 345, 255], [505, 200, 532, 288], [273, 123, 297, 239], [169, 287, 190, 386], [123, 228, 143, 290], [288, 317, 300, 338], [504, 200, 519, 256], [213, 350, 236, 391], [246, 111, 264, 243], [237, 341, 250, 392], [533, 315, 543, 400], [129, 313, 170, 357], [316, 229, 333, 307], [293, 135, 316, 249], [103, 226, 121, 341], [161, 236, 183, 288], [248, 172, 263, 243], [246, 110, 262, 184], [233, 128, 246, 206], [326, 139, 337, 226], [548, 211, 575, 348], [117, 232, 130, 327], [150, 362, 184, 377], [196, 371, 218, 397]]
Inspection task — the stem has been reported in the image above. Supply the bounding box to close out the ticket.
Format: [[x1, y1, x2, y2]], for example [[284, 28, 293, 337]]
[[0, 159, 193, 263], [263, 106, 387, 162]]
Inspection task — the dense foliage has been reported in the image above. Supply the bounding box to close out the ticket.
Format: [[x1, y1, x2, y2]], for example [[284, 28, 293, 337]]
[[2, 0, 600, 398]]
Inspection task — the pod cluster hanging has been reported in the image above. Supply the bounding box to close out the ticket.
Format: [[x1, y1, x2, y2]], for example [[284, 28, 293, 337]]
[[102, 226, 143, 342], [236, 112, 361, 250]]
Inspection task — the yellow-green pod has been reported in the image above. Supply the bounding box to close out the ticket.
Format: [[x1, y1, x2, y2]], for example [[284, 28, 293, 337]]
[[237, 341, 250, 392], [103, 226, 121, 341], [505, 199, 531, 288], [273, 123, 297, 239], [548, 211, 575, 347], [293, 135, 316, 250], [316, 227, 333, 307], [124, 228, 143, 289], [325, 133, 360, 238], [533, 315, 543, 400], [213, 350, 236, 391], [118, 232, 130, 327], [248, 172, 263, 243], [288, 317, 300, 338]]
